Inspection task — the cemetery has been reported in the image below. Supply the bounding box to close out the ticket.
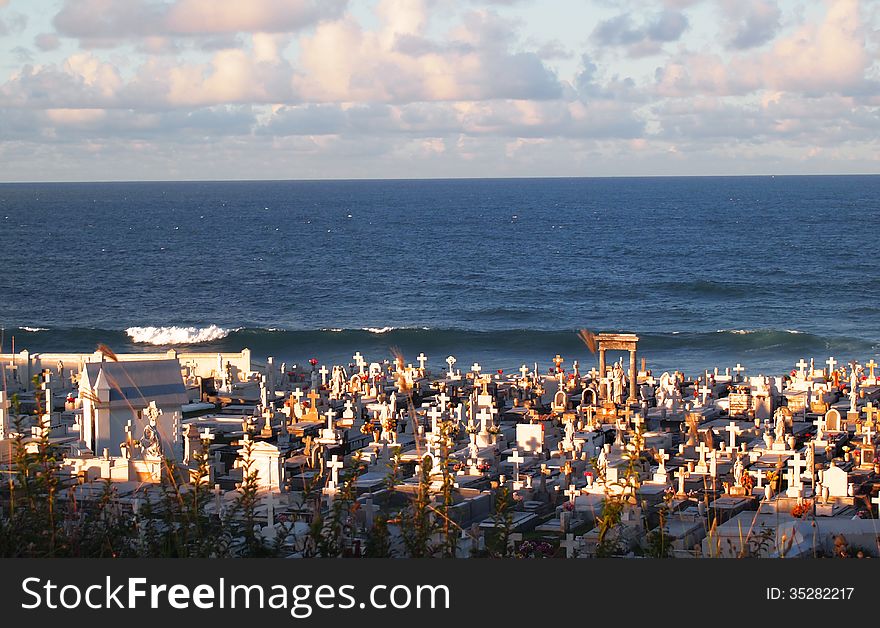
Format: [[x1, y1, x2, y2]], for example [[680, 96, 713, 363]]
[[2, 333, 880, 558]]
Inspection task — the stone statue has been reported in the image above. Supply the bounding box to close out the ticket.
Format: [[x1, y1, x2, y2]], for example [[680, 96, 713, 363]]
[[849, 364, 859, 413], [732, 454, 744, 486], [774, 408, 786, 444]]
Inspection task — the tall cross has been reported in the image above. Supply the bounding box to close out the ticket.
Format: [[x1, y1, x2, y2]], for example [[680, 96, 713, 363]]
[[292, 388, 304, 404], [446, 355, 457, 372], [565, 484, 579, 503], [826, 356, 838, 376], [327, 454, 344, 488], [319, 365, 329, 386], [795, 359, 808, 379], [696, 441, 710, 466], [788, 452, 807, 487], [471, 362, 482, 375], [507, 448, 524, 484], [656, 449, 670, 473], [324, 407, 336, 432], [733, 363, 745, 378], [477, 407, 492, 434], [353, 352, 365, 374], [201, 427, 215, 444], [676, 467, 687, 494], [519, 364, 529, 379], [725, 421, 743, 450], [751, 468, 765, 489], [698, 385, 712, 405], [417, 353, 428, 371], [428, 405, 443, 434], [866, 359, 878, 381], [307, 388, 320, 410], [864, 424, 875, 444]]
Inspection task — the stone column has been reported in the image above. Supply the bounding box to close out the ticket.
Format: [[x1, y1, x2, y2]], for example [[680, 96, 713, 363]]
[[628, 349, 638, 404], [598, 349, 607, 401]]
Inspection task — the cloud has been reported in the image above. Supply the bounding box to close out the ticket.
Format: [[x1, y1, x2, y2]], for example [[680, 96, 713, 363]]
[[722, 0, 782, 50], [34, 33, 61, 51], [52, 0, 347, 42], [592, 9, 689, 57]]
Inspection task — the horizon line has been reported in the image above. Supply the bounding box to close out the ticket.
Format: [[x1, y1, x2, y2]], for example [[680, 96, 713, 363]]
[[1, 172, 879, 185]]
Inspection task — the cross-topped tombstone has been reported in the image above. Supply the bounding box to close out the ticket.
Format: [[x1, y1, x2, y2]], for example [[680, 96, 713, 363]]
[[446, 355, 457, 374], [866, 359, 878, 385], [826, 356, 838, 377], [327, 454, 344, 489], [417, 353, 428, 372], [471, 362, 482, 376], [319, 365, 329, 387], [560, 533, 578, 558], [698, 384, 712, 406], [477, 407, 492, 435], [795, 358, 809, 380], [695, 441, 710, 472], [428, 405, 443, 435], [786, 452, 807, 497], [565, 483, 579, 503], [437, 391, 450, 412], [725, 421, 743, 450], [353, 352, 365, 375], [324, 407, 336, 433], [519, 364, 529, 380], [733, 363, 746, 381], [507, 448, 524, 490]]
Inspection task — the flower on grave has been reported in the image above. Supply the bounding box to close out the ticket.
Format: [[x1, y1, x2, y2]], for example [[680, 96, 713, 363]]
[[477, 461, 491, 472], [309, 358, 318, 366], [360, 421, 376, 436], [497, 369, 503, 375], [563, 501, 574, 512], [584, 471, 593, 479], [790, 500, 812, 518], [487, 425, 501, 435]]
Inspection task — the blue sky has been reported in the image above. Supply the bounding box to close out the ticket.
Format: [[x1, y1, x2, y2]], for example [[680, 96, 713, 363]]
[[0, 0, 877, 181]]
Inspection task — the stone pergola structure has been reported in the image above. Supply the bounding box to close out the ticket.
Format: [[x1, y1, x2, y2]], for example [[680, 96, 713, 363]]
[[597, 333, 640, 404]]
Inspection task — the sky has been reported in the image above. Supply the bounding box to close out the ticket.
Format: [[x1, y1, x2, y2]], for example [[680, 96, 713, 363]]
[[0, 0, 878, 181]]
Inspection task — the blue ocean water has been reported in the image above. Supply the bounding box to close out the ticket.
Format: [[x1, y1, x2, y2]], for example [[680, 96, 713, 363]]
[[1, 176, 878, 376]]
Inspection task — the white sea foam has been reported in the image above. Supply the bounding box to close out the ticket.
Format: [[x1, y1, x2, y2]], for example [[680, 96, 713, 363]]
[[717, 329, 753, 335], [19, 326, 48, 332], [363, 327, 395, 334], [126, 325, 234, 345]]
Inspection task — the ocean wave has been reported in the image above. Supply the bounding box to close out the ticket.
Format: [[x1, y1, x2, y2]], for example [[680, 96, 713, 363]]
[[19, 326, 49, 332], [125, 325, 235, 345], [363, 327, 395, 334]]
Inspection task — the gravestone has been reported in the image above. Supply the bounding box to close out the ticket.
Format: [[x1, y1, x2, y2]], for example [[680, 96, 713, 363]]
[[516, 423, 544, 454]]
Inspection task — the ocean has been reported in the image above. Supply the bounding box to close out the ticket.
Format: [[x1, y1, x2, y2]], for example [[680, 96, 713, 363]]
[[1, 175, 878, 377]]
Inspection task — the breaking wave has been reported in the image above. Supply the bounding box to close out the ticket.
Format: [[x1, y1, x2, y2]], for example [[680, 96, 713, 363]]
[[125, 325, 235, 345]]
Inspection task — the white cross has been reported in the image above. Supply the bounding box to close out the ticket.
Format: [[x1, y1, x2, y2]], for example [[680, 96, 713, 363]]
[[319, 365, 329, 386], [734, 363, 745, 377], [698, 385, 712, 405], [145, 400, 163, 423], [795, 359, 808, 378], [328, 454, 344, 488], [519, 364, 529, 379], [826, 356, 837, 375], [560, 533, 578, 558], [696, 441, 710, 466], [353, 352, 365, 374], [507, 448, 524, 482], [565, 483, 579, 503], [201, 427, 215, 443], [477, 407, 492, 434], [866, 359, 878, 380], [437, 391, 450, 412], [446, 356, 456, 372], [788, 452, 807, 487], [428, 405, 443, 434], [864, 424, 875, 444], [324, 407, 336, 431], [292, 388, 303, 403], [417, 353, 428, 370], [588, 367, 599, 381], [676, 467, 687, 493], [751, 468, 765, 489], [864, 403, 879, 426], [471, 362, 482, 375], [725, 421, 743, 450], [656, 449, 670, 472]]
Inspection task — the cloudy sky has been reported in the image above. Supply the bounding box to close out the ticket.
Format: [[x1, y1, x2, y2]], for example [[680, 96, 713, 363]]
[[0, 0, 878, 181]]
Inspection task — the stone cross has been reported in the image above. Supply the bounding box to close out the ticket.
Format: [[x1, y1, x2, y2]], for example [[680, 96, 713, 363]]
[[826, 356, 838, 376], [325, 407, 336, 432], [698, 385, 712, 405], [201, 427, 215, 444], [353, 352, 365, 374], [446, 355, 456, 373], [327, 454, 344, 489], [656, 448, 670, 473], [733, 363, 745, 379], [696, 441, 710, 466], [471, 362, 482, 375], [565, 483, 579, 503], [560, 533, 578, 558], [864, 403, 879, 426], [519, 364, 529, 379], [751, 468, 765, 489], [477, 407, 492, 434], [292, 388, 304, 404], [795, 359, 808, 379], [307, 388, 320, 410], [319, 365, 329, 387], [437, 391, 450, 412], [507, 448, 524, 486], [864, 424, 875, 444], [676, 467, 687, 494], [787, 452, 807, 494], [417, 353, 428, 371], [145, 400, 162, 423], [725, 421, 743, 450], [866, 359, 878, 382], [428, 405, 442, 434]]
